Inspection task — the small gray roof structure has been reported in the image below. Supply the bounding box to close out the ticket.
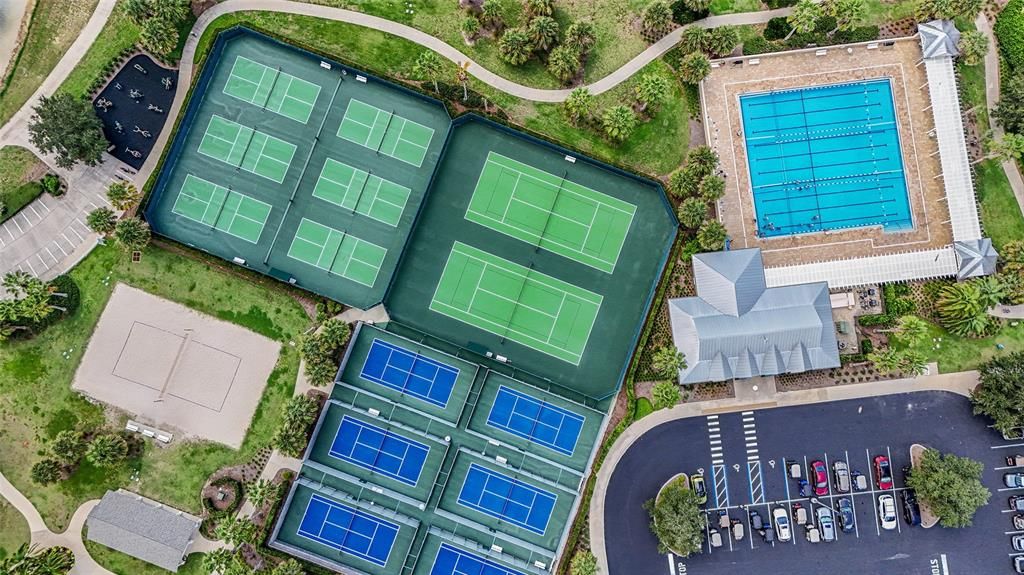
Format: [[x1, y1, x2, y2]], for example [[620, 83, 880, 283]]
[[955, 238, 999, 279], [85, 490, 200, 572], [919, 20, 960, 59], [668, 249, 840, 384]]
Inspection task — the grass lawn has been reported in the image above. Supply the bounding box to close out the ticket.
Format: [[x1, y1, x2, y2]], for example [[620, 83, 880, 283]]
[[84, 540, 205, 575], [975, 159, 1024, 251], [710, 0, 764, 15], [862, 0, 916, 26], [0, 0, 99, 125], [0, 146, 46, 224], [59, 2, 139, 98], [0, 498, 29, 560], [898, 321, 1024, 373], [195, 12, 688, 176], [0, 243, 311, 531]]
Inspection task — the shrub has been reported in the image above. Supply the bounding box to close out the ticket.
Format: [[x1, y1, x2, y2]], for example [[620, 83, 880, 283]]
[[86, 433, 129, 467], [856, 313, 895, 327], [645, 478, 704, 556], [764, 17, 791, 40], [271, 395, 320, 457], [670, 0, 709, 24], [831, 25, 879, 44], [765, 0, 799, 8], [742, 36, 776, 55], [41, 173, 62, 196], [995, 0, 1024, 72], [651, 381, 683, 410], [31, 459, 63, 485], [860, 339, 873, 355]]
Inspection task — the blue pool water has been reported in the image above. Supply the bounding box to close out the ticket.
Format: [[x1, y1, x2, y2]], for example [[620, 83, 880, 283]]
[[739, 79, 913, 238]]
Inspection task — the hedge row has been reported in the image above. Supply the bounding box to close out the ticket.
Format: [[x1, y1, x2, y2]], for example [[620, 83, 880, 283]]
[[995, 0, 1024, 72]]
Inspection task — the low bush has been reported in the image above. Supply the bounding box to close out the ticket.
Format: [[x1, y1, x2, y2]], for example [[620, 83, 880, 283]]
[[742, 36, 776, 55], [669, 0, 709, 25], [995, 0, 1024, 72], [832, 25, 880, 44], [857, 313, 895, 327], [764, 17, 790, 41]]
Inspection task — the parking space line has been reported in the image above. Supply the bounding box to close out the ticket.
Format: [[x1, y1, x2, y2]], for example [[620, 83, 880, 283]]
[[886, 445, 901, 534], [713, 464, 729, 508], [992, 442, 1024, 449], [666, 553, 675, 575], [845, 450, 860, 538], [866, 448, 881, 536], [68, 226, 84, 242]]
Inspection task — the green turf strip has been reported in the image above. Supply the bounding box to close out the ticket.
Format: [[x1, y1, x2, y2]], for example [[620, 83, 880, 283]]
[[429, 242, 601, 365]]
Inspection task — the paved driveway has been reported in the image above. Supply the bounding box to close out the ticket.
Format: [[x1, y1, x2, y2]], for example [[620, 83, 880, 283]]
[[605, 391, 1014, 575]]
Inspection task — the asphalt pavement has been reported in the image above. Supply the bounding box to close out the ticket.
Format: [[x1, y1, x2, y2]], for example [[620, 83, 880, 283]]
[[605, 391, 1017, 575]]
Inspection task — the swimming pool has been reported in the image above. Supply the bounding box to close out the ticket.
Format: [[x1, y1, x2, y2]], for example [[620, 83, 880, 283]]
[[739, 78, 913, 238]]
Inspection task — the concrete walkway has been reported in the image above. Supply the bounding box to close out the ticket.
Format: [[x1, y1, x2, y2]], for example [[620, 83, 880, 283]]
[[975, 13, 1024, 215], [588, 369, 980, 575], [0, 0, 123, 283], [989, 303, 1024, 318]]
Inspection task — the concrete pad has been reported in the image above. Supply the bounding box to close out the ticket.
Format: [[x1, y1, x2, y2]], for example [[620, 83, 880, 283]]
[[73, 283, 280, 448]]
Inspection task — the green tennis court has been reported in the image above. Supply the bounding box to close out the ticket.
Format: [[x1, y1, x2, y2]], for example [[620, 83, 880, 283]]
[[198, 115, 297, 183], [337, 99, 435, 168], [466, 153, 636, 274], [170, 174, 272, 243], [287, 218, 387, 287], [312, 158, 411, 227], [430, 242, 601, 365], [223, 56, 321, 124]]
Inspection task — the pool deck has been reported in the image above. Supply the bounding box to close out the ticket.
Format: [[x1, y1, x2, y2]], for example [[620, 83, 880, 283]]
[[701, 37, 953, 268]]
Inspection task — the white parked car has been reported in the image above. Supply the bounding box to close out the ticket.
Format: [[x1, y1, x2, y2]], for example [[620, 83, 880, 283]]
[[772, 507, 792, 542], [878, 494, 898, 530]]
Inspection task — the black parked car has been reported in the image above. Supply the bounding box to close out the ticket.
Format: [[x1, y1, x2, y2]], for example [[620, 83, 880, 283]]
[[901, 489, 922, 526], [838, 498, 855, 533]]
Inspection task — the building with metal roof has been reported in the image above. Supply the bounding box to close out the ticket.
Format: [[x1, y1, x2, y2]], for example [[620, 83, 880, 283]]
[[668, 249, 840, 384], [85, 490, 200, 572]]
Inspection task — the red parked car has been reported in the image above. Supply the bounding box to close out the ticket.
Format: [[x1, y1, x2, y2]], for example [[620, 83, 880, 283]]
[[811, 460, 829, 496], [874, 455, 894, 490]]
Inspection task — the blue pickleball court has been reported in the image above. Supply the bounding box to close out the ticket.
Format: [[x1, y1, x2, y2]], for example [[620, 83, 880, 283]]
[[429, 543, 526, 575], [486, 386, 584, 457], [360, 338, 460, 408], [456, 463, 556, 535], [297, 494, 398, 567], [329, 415, 430, 486]]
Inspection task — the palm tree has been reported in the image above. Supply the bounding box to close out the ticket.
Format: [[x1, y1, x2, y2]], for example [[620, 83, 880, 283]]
[[697, 219, 728, 251], [635, 73, 671, 113], [86, 207, 117, 235], [678, 52, 711, 84], [106, 182, 140, 211], [957, 29, 988, 66], [564, 21, 596, 54], [699, 174, 725, 201], [113, 217, 151, 252], [601, 105, 638, 142], [667, 167, 700, 198], [687, 145, 719, 174], [894, 315, 930, 345], [642, 0, 674, 36], [897, 349, 929, 376], [525, 0, 554, 17], [32, 546, 74, 574], [563, 87, 594, 124], [498, 27, 533, 65], [937, 282, 991, 337], [51, 430, 86, 466], [548, 45, 581, 84], [708, 26, 741, 57], [202, 548, 235, 575], [680, 27, 711, 54], [682, 0, 712, 11], [215, 515, 260, 547], [824, 0, 866, 35], [272, 559, 306, 575], [785, 0, 822, 41], [677, 197, 708, 228], [412, 51, 442, 93], [528, 16, 560, 52], [86, 434, 128, 467], [462, 15, 481, 40], [868, 348, 902, 374], [246, 478, 279, 510], [454, 60, 471, 101], [480, 0, 510, 31], [988, 133, 1024, 162], [976, 275, 1008, 309], [652, 346, 686, 377]]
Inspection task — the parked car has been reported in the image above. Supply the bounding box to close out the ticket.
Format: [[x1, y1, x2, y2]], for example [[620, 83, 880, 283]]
[[805, 525, 821, 543], [833, 460, 851, 493], [816, 506, 836, 542], [691, 474, 708, 504], [773, 507, 792, 542], [1008, 454, 1024, 467], [811, 460, 829, 496], [879, 494, 898, 530], [874, 455, 894, 490], [901, 489, 922, 526], [731, 519, 744, 541], [1015, 555, 1024, 574], [852, 470, 868, 491], [750, 509, 764, 531], [792, 502, 808, 525], [1006, 472, 1024, 488], [1014, 514, 1024, 530], [762, 526, 775, 543], [709, 528, 723, 548], [838, 498, 855, 533], [1014, 534, 1024, 552], [1011, 495, 1024, 512]]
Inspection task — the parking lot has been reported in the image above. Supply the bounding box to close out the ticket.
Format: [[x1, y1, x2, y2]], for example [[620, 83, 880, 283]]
[[604, 391, 1017, 574]]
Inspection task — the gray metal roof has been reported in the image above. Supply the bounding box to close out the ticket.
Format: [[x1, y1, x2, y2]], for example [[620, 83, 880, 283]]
[[85, 490, 200, 572], [919, 20, 961, 59], [955, 238, 998, 279], [669, 248, 841, 384]]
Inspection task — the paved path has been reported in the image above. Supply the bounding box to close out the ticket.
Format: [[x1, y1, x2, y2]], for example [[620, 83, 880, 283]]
[[0, 0, 123, 284], [975, 13, 1024, 215], [989, 303, 1024, 318], [588, 369, 980, 575]]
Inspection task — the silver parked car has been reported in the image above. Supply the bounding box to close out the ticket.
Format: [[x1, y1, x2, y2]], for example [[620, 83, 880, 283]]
[[833, 460, 851, 493]]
